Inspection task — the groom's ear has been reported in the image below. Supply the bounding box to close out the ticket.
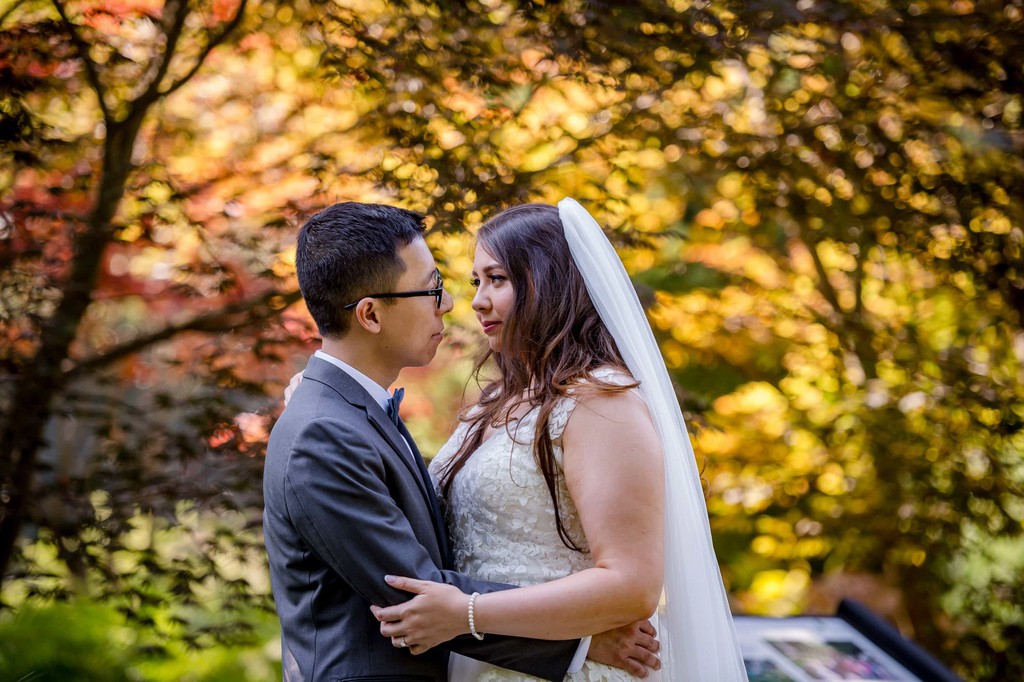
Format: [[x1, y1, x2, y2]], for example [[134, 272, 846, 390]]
[[351, 299, 383, 335]]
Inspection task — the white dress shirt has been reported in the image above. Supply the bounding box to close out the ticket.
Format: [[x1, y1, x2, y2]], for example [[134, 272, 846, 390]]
[[314, 350, 394, 419]]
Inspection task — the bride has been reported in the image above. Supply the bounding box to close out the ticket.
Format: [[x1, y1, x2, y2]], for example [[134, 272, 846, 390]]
[[371, 200, 748, 681]]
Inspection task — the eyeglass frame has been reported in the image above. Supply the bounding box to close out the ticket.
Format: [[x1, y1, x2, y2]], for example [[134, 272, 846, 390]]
[[342, 269, 445, 310]]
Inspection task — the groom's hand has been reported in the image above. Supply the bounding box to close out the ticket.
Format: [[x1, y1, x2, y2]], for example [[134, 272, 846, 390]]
[[588, 619, 661, 677]]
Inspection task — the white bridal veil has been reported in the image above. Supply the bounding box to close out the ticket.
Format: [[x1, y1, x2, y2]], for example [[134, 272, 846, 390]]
[[559, 198, 748, 681]]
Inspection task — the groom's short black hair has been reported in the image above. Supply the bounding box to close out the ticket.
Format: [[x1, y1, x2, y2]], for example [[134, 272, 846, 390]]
[[296, 202, 426, 337]]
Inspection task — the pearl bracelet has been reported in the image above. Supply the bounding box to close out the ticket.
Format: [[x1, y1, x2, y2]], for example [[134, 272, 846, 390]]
[[468, 592, 484, 640]]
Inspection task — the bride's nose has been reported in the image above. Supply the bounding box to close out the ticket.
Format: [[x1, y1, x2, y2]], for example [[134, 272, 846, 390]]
[[472, 286, 488, 312]]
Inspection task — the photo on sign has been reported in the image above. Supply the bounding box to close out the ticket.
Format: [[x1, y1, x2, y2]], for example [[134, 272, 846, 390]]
[[767, 639, 899, 680]]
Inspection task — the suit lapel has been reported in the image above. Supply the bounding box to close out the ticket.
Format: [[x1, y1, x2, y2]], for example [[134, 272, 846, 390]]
[[303, 356, 448, 556], [365, 408, 434, 503], [365, 408, 452, 567], [391, 415, 452, 568]]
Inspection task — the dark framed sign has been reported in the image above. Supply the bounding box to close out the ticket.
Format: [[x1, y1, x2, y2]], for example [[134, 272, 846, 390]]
[[735, 600, 961, 682]]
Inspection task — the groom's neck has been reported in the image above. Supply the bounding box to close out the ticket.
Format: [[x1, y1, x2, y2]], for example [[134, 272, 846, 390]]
[[321, 337, 399, 390]]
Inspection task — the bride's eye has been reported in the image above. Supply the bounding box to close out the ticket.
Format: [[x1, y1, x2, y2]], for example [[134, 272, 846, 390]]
[[489, 274, 507, 284], [469, 277, 481, 288]]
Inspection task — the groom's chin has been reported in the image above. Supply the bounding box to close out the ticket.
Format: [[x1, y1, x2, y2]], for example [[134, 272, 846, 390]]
[[417, 341, 444, 367]]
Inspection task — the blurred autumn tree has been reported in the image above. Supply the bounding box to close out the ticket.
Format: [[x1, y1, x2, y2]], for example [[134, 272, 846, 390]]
[[1, 0, 1021, 678], [0, 0, 314, 651]]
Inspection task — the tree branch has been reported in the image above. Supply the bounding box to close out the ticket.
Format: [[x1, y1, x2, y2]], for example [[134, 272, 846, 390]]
[[160, 0, 249, 99], [64, 288, 302, 381], [133, 0, 191, 112], [0, 0, 26, 28], [798, 223, 844, 317], [51, 0, 111, 123]]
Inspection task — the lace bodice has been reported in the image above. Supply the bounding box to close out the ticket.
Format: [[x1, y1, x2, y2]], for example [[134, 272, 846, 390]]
[[428, 370, 642, 682]]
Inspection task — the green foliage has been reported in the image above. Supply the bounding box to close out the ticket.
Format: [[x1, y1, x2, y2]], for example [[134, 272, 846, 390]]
[[0, 597, 280, 682], [4, 501, 274, 654], [0, 600, 136, 681], [942, 523, 1024, 678]]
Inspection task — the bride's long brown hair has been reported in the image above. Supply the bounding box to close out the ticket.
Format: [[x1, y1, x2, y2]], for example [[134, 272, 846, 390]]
[[437, 203, 638, 551]]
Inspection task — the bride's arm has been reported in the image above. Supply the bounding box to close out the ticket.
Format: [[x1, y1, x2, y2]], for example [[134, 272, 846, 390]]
[[475, 388, 665, 637], [373, 388, 664, 644]]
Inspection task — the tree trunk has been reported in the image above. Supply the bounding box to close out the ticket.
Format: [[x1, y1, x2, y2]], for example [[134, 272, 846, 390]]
[[0, 114, 143, 586]]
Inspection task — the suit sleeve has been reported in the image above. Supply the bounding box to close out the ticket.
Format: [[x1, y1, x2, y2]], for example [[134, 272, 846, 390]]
[[283, 417, 579, 681]]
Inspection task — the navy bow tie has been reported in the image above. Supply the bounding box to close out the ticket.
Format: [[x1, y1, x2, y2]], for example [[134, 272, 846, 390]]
[[386, 387, 405, 426]]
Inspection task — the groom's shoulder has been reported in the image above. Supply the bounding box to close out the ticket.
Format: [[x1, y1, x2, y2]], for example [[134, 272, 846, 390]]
[[266, 395, 380, 488], [289, 357, 366, 412], [268, 379, 363, 448], [277, 381, 365, 434]]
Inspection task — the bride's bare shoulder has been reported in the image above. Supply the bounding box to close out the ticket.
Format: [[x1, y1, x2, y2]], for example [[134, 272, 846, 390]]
[[561, 375, 660, 466], [566, 370, 651, 433]]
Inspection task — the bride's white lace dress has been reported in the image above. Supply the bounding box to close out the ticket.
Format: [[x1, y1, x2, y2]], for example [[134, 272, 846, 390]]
[[428, 370, 646, 682]]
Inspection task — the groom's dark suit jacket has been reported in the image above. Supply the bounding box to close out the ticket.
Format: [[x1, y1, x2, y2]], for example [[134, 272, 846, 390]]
[[263, 356, 579, 681]]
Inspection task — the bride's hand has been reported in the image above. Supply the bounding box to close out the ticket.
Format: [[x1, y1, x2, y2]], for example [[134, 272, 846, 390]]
[[283, 371, 303, 405], [370, 575, 469, 654]]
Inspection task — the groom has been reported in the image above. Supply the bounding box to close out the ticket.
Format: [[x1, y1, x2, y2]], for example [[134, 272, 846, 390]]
[[263, 202, 658, 681]]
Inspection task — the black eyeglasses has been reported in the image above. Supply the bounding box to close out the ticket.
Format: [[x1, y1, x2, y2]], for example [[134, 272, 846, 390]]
[[342, 270, 445, 310]]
